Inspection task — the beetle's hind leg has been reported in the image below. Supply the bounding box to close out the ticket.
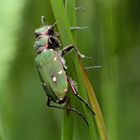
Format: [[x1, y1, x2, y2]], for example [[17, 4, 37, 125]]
[[67, 77, 95, 115], [46, 97, 88, 126]]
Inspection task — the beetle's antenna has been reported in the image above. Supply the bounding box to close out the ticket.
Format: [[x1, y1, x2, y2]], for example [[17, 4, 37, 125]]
[[52, 22, 57, 28], [41, 16, 46, 26]]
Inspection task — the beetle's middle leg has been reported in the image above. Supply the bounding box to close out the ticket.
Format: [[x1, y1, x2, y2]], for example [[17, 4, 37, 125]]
[[67, 77, 95, 115], [61, 45, 92, 59], [61, 45, 85, 58], [46, 97, 88, 125]]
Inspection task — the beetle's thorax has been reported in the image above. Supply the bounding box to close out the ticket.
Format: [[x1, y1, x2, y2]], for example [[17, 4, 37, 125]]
[[34, 25, 60, 54], [34, 35, 49, 53]]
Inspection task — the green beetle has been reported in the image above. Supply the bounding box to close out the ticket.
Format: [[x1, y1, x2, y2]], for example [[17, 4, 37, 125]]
[[34, 16, 95, 125]]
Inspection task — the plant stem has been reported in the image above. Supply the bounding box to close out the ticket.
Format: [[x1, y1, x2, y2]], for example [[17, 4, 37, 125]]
[[49, 0, 108, 140]]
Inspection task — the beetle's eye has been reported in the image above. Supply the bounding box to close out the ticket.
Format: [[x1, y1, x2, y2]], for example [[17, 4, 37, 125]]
[[35, 32, 40, 38], [47, 26, 54, 35]]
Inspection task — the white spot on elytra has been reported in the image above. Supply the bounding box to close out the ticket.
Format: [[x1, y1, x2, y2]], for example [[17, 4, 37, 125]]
[[43, 82, 46, 86], [54, 57, 57, 61], [59, 98, 63, 101], [43, 49, 47, 52], [64, 88, 68, 93], [52, 76, 57, 82], [58, 70, 63, 75]]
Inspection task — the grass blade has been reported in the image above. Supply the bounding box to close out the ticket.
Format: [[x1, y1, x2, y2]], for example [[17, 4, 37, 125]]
[[50, 0, 108, 140], [79, 58, 108, 140], [49, 1, 75, 140]]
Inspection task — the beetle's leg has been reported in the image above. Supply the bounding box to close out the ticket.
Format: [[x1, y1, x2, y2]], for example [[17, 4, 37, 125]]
[[48, 36, 60, 50], [84, 65, 101, 70], [67, 77, 95, 115], [61, 45, 85, 58], [61, 45, 93, 59], [75, 7, 86, 12], [70, 26, 89, 31], [71, 7, 87, 31], [54, 32, 60, 37], [46, 97, 88, 126]]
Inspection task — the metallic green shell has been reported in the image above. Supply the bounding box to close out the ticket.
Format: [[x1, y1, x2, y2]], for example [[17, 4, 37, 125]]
[[34, 36, 49, 50], [35, 26, 47, 34], [35, 49, 68, 102]]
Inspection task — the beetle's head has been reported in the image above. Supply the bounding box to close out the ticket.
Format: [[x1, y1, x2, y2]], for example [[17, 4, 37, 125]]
[[34, 16, 56, 38]]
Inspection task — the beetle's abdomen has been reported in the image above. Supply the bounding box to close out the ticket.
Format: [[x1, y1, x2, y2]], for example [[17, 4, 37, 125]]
[[35, 49, 68, 101]]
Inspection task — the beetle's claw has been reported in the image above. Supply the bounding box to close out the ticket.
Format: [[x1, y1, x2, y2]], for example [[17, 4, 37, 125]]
[[79, 53, 85, 58]]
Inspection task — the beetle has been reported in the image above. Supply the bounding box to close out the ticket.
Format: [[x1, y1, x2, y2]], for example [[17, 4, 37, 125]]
[[34, 16, 95, 125]]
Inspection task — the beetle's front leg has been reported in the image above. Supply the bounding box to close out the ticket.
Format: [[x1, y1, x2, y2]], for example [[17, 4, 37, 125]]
[[61, 45, 85, 58], [70, 26, 88, 30]]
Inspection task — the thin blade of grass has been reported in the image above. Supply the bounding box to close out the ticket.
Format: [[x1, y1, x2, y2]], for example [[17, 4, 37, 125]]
[[49, 1, 74, 140], [65, 1, 97, 140], [78, 57, 108, 140], [50, 0, 74, 46], [50, 0, 108, 140]]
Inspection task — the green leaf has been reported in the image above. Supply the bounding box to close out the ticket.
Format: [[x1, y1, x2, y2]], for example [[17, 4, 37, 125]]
[[50, 0, 108, 140], [49, 1, 75, 140]]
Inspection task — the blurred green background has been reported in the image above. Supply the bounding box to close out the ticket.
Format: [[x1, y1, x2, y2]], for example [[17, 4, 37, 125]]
[[0, 0, 140, 140]]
